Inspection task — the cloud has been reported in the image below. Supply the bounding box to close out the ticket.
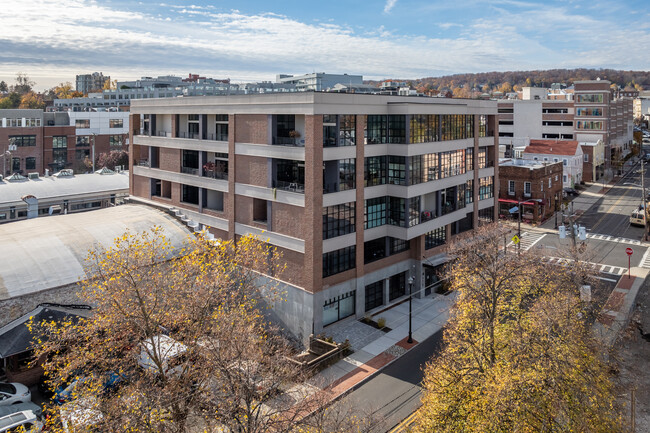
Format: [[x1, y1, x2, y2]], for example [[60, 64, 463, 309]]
[[384, 0, 398, 14], [0, 0, 649, 90]]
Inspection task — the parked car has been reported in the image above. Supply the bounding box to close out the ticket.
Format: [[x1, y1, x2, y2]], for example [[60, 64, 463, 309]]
[[0, 410, 42, 432], [0, 402, 43, 418], [54, 373, 123, 405], [563, 187, 579, 197], [0, 383, 31, 406]]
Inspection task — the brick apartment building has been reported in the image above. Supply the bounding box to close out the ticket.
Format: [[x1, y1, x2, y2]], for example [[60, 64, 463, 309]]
[[498, 159, 563, 224], [128, 93, 499, 341], [0, 109, 75, 176], [498, 81, 633, 179], [0, 109, 129, 177]]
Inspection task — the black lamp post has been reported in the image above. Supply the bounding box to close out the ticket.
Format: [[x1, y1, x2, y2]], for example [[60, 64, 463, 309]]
[[407, 276, 414, 344]]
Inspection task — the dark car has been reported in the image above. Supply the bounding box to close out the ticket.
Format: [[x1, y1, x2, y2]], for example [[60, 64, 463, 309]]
[[563, 187, 579, 197]]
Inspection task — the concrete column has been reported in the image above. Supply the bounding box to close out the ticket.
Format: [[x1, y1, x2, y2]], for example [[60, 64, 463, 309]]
[[198, 187, 204, 212]]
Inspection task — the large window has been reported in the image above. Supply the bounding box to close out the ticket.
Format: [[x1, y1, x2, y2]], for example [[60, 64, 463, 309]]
[[466, 179, 474, 204], [9, 135, 36, 147], [388, 115, 406, 143], [365, 115, 387, 144], [576, 93, 604, 103], [479, 176, 494, 200], [182, 150, 199, 170], [576, 121, 603, 130], [440, 115, 473, 141], [339, 115, 356, 146], [52, 136, 67, 148], [323, 202, 356, 240], [364, 237, 386, 264], [323, 290, 356, 326], [365, 197, 387, 229], [479, 115, 488, 137], [576, 107, 602, 116], [109, 119, 123, 128], [25, 157, 35, 170], [439, 150, 465, 178], [410, 114, 439, 143], [479, 206, 495, 224], [323, 246, 356, 278], [182, 184, 199, 205], [323, 115, 337, 147], [275, 114, 295, 139], [425, 227, 446, 249], [75, 119, 90, 128], [388, 271, 407, 302], [478, 147, 487, 169], [365, 281, 384, 312], [215, 114, 229, 141], [388, 156, 406, 185], [409, 153, 439, 185], [339, 159, 356, 191], [388, 197, 406, 227], [389, 237, 410, 255], [109, 135, 123, 147], [76, 136, 90, 147], [365, 156, 387, 187]]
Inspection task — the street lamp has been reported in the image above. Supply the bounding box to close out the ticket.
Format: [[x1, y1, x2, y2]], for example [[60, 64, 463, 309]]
[[407, 276, 414, 344]]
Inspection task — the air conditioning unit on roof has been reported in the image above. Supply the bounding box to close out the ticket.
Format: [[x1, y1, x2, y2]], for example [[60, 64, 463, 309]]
[[28, 172, 39, 179]]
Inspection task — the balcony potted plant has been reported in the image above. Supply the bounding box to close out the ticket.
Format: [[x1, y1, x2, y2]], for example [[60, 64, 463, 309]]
[[288, 130, 301, 146]]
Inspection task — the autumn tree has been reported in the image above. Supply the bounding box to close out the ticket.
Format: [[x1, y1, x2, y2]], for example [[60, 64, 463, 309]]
[[34, 229, 318, 433], [415, 224, 623, 433], [12, 72, 34, 94], [50, 82, 75, 99], [0, 80, 7, 92], [19, 91, 45, 109], [96, 149, 128, 170], [0, 92, 21, 108]]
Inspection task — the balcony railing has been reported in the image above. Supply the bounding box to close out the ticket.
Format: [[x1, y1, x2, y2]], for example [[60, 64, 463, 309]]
[[202, 169, 228, 180], [273, 137, 304, 147], [275, 180, 304, 193], [181, 166, 199, 175]]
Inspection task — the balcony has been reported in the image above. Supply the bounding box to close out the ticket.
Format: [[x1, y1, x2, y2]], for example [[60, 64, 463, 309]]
[[274, 180, 304, 194], [273, 136, 304, 147], [181, 166, 199, 175]]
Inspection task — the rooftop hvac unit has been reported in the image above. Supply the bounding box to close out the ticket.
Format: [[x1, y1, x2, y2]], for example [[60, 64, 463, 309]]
[[114, 165, 121, 172], [28, 172, 39, 179]]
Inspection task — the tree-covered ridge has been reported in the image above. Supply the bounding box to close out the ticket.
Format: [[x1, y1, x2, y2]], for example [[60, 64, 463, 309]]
[[367, 68, 649, 96]]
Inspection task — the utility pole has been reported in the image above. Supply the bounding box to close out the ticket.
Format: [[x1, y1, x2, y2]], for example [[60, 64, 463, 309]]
[[518, 200, 521, 255], [642, 159, 647, 241]]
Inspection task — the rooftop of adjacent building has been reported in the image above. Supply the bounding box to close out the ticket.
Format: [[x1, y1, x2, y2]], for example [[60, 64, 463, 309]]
[[524, 139, 580, 156], [0, 204, 191, 301], [0, 171, 129, 206], [499, 158, 562, 170]]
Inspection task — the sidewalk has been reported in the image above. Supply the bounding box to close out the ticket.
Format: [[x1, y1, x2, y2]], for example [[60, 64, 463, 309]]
[[310, 293, 456, 400], [594, 266, 649, 348]]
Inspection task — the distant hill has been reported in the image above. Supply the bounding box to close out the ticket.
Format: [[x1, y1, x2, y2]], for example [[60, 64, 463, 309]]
[[365, 68, 649, 96]]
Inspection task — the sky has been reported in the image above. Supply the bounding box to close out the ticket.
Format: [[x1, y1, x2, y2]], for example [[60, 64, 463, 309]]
[[1, 0, 650, 91]]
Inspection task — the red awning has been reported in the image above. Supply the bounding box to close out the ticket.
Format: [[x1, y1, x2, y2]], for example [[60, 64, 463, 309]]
[[498, 198, 538, 205]]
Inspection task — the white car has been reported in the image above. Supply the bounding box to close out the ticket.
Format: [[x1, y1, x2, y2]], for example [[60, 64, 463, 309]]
[[0, 410, 42, 432], [0, 383, 30, 406]]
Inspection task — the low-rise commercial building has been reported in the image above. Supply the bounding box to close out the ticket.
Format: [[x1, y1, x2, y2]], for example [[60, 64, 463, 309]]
[[522, 140, 583, 188], [498, 158, 563, 224]]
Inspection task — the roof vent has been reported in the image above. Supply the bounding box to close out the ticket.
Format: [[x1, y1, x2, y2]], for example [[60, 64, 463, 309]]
[[28, 172, 39, 179], [95, 167, 115, 175], [6, 172, 27, 181], [53, 169, 74, 178]]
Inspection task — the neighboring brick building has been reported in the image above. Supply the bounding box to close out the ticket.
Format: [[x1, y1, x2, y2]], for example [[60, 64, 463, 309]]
[[581, 140, 605, 182], [0, 109, 75, 176], [128, 92, 499, 342], [498, 158, 563, 224]]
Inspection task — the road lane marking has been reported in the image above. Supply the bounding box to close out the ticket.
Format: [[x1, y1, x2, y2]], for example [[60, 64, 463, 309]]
[[591, 186, 635, 232]]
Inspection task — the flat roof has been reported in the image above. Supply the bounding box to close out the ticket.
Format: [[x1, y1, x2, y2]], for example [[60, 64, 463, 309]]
[[0, 205, 191, 300], [0, 172, 129, 206], [130, 92, 498, 116]]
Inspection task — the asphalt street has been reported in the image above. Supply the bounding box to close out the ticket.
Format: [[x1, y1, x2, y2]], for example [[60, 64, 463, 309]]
[[335, 329, 444, 432]]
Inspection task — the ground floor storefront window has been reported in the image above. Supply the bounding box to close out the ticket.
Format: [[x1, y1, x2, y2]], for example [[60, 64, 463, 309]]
[[323, 290, 356, 326]]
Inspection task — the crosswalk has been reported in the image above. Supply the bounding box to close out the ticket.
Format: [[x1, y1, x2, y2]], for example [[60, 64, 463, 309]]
[[507, 231, 547, 252], [586, 233, 643, 246], [542, 256, 627, 276]]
